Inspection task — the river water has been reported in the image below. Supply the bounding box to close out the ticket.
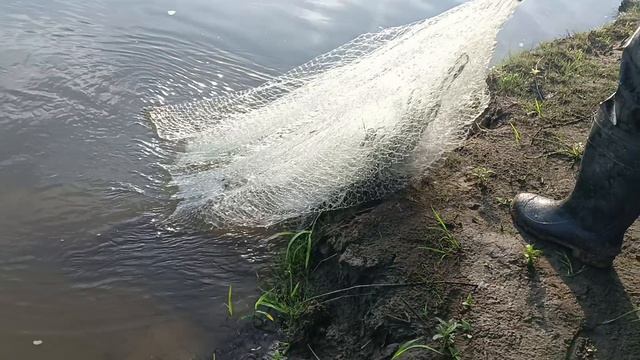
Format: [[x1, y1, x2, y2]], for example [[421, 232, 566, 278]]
[[0, 0, 622, 359]]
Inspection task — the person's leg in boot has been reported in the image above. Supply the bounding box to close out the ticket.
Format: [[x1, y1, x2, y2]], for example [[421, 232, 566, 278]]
[[511, 27, 640, 268]]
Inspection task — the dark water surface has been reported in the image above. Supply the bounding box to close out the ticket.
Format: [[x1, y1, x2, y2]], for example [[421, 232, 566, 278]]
[[0, 0, 621, 358]]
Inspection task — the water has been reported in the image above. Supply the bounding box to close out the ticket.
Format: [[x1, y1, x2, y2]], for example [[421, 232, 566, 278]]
[[0, 0, 622, 358]]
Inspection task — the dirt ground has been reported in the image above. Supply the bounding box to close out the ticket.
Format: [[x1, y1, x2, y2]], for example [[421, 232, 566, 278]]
[[272, 6, 640, 360]]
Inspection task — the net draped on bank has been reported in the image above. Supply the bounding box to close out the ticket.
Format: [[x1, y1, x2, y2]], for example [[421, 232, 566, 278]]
[[148, 0, 519, 227]]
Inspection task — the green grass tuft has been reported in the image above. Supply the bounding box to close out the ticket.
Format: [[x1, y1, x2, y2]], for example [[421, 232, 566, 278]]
[[462, 293, 475, 310], [254, 225, 318, 335], [433, 318, 473, 360], [392, 338, 442, 359], [421, 208, 461, 259], [559, 141, 585, 163], [497, 72, 525, 94]]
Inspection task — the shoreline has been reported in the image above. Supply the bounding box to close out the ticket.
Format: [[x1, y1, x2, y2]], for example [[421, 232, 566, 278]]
[[222, 3, 640, 359]]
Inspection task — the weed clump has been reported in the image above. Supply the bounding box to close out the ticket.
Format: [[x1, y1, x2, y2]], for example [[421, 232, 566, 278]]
[[392, 318, 472, 360], [392, 338, 441, 359], [462, 293, 475, 310], [433, 318, 473, 359], [497, 72, 525, 94], [559, 141, 585, 163], [255, 227, 317, 334], [422, 207, 461, 259], [471, 166, 495, 187]]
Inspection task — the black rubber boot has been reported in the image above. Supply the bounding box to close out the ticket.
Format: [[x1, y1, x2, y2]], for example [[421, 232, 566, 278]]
[[511, 27, 640, 268]]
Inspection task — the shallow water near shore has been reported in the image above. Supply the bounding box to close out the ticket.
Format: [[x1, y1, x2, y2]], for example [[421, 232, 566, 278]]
[[0, 0, 623, 358]]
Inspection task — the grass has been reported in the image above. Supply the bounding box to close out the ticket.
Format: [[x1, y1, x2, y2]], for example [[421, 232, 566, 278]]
[[558, 141, 585, 163], [558, 251, 586, 277], [524, 98, 544, 118], [462, 293, 474, 310], [269, 343, 290, 360], [533, 133, 585, 165], [271, 350, 286, 360], [487, 7, 640, 127], [433, 318, 473, 360], [392, 338, 441, 359], [523, 244, 543, 267], [225, 285, 234, 317], [534, 99, 543, 117], [254, 223, 318, 335], [509, 122, 523, 145], [497, 72, 525, 94], [559, 49, 586, 80], [532, 98, 543, 118], [421, 207, 461, 259], [392, 318, 473, 360]]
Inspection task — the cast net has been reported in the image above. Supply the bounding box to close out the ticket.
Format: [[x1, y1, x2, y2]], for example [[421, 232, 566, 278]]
[[148, 0, 518, 227]]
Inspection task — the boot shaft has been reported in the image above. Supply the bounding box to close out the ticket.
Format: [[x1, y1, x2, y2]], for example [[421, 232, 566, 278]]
[[565, 30, 640, 238], [567, 100, 640, 237]]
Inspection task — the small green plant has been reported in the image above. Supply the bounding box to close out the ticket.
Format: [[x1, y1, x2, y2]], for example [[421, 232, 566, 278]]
[[495, 197, 512, 208], [421, 208, 461, 259], [523, 244, 543, 267], [533, 98, 543, 117], [509, 122, 522, 145], [392, 338, 442, 359], [422, 303, 430, 318], [462, 293, 474, 310], [497, 72, 524, 94], [254, 226, 317, 330], [523, 98, 544, 118], [269, 342, 290, 360], [225, 285, 234, 317], [471, 167, 495, 187], [559, 141, 584, 163], [540, 135, 585, 165], [433, 318, 472, 360]]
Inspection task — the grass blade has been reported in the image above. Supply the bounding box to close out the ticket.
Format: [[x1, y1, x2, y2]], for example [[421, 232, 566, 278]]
[[225, 285, 234, 317], [392, 338, 442, 359]]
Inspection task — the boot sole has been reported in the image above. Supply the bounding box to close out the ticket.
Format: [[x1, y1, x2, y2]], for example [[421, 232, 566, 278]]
[[510, 207, 615, 269]]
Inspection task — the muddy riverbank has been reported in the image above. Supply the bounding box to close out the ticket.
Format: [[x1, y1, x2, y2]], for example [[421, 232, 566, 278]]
[[244, 4, 640, 360]]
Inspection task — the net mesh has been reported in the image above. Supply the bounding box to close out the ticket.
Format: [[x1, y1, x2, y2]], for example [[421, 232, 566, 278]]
[[148, 0, 518, 227]]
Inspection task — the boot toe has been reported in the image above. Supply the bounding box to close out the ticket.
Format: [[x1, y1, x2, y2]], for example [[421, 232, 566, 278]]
[[510, 193, 556, 227], [510, 192, 617, 268]]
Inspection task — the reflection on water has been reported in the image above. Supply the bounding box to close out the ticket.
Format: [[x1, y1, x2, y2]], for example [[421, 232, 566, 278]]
[[0, 0, 622, 358]]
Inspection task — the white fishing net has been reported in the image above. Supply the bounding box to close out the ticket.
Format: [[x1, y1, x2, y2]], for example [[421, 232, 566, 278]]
[[148, 0, 518, 227]]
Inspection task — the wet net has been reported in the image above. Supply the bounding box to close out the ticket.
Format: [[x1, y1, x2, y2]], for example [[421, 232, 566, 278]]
[[148, 0, 518, 227]]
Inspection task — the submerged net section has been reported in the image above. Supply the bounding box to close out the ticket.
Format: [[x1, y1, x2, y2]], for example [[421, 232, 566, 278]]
[[149, 0, 518, 227]]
